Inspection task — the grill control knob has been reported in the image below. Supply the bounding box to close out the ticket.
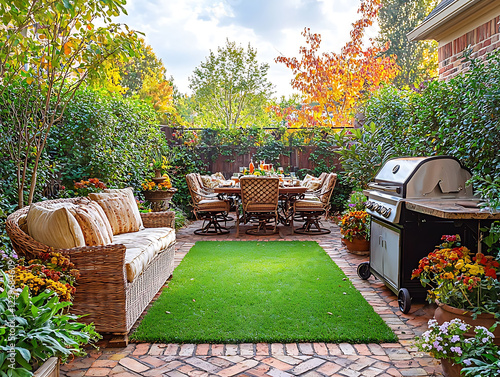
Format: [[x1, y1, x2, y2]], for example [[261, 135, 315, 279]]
[[372, 203, 380, 211], [365, 201, 374, 209], [376, 205, 384, 214], [382, 208, 392, 218]]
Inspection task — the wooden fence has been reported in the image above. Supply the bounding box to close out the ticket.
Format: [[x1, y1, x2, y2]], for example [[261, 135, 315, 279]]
[[161, 126, 341, 178]]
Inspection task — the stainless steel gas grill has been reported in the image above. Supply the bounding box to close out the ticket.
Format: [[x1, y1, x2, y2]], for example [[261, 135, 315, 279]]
[[356, 156, 500, 313]]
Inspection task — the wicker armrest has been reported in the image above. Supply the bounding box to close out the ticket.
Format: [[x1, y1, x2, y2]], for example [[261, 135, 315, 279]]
[[61, 244, 126, 281], [141, 211, 175, 228]]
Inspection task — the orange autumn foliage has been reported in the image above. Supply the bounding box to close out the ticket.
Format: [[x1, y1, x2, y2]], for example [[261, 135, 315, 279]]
[[273, 0, 398, 128]]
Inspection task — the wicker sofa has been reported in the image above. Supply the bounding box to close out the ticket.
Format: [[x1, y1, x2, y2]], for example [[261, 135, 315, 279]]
[[6, 197, 176, 335]]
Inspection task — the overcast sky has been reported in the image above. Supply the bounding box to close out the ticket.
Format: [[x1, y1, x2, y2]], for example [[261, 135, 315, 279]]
[[114, 0, 376, 98]]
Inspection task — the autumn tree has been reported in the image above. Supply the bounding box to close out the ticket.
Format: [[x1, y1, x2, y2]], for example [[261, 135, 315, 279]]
[[189, 40, 274, 129], [273, 0, 398, 128], [87, 38, 180, 124], [0, 0, 138, 207], [377, 0, 439, 88]]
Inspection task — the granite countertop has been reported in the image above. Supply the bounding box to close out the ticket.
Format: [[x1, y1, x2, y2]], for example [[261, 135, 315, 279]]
[[405, 198, 500, 219]]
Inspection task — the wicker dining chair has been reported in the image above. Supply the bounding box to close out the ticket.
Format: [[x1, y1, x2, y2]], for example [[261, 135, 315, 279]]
[[186, 173, 231, 235], [237, 176, 280, 236], [292, 173, 337, 235]]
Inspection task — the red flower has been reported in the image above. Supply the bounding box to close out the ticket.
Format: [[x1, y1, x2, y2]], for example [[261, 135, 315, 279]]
[[485, 268, 497, 279]]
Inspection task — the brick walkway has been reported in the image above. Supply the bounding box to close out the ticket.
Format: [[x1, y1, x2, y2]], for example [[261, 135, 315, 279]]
[[61, 220, 444, 376]]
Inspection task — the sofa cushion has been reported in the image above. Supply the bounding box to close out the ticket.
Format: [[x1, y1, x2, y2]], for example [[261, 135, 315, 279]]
[[112, 227, 176, 282], [89, 189, 142, 235], [68, 205, 113, 246], [27, 204, 86, 249], [85, 200, 114, 241], [103, 188, 143, 229]]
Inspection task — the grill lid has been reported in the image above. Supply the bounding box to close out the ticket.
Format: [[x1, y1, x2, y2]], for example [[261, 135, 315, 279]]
[[372, 156, 473, 198], [375, 157, 428, 184]]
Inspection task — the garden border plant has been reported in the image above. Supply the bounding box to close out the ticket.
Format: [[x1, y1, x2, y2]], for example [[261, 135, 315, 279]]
[[339, 48, 500, 205]]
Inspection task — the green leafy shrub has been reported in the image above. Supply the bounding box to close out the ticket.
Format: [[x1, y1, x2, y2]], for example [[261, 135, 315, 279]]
[[47, 87, 164, 190], [329, 172, 354, 215], [168, 146, 208, 215], [0, 272, 101, 376], [352, 49, 500, 205]]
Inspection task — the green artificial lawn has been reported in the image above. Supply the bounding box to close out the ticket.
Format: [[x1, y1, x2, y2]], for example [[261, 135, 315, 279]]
[[131, 241, 396, 344]]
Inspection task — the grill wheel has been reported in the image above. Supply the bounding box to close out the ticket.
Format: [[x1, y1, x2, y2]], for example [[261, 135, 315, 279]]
[[357, 262, 371, 280], [398, 288, 411, 313]]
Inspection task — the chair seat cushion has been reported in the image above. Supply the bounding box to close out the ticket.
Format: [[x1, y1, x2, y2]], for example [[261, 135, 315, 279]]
[[113, 227, 176, 283], [295, 199, 325, 211], [245, 203, 277, 212], [198, 199, 230, 211], [303, 194, 321, 201]]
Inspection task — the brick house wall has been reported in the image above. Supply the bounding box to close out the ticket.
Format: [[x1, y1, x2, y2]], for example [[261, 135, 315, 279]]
[[438, 15, 500, 80]]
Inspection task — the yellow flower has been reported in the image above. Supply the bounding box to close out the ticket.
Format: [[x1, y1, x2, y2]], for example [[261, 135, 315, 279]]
[[465, 263, 484, 276], [442, 272, 454, 280]]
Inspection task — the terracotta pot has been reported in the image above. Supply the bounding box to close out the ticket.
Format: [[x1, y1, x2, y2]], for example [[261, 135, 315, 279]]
[[342, 236, 370, 255], [440, 358, 462, 377], [434, 301, 500, 345]]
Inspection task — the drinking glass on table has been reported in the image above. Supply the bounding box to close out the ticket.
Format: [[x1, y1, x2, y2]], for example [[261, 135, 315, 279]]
[[277, 167, 284, 174]]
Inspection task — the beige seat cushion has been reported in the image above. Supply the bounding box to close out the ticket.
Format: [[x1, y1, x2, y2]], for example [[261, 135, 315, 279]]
[[197, 199, 230, 211], [89, 188, 142, 235], [303, 194, 321, 202], [27, 204, 86, 249], [245, 203, 278, 212], [294, 199, 325, 211], [112, 227, 176, 282]]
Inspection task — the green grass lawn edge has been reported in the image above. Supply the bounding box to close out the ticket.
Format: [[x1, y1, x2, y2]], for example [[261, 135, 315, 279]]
[[131, 241, 397, 344]]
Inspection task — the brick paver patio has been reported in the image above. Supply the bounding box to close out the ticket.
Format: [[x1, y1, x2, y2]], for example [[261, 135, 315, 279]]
[[61, 219, 444, 376]]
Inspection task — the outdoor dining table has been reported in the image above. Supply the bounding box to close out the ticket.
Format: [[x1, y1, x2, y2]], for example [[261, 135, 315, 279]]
[[214, 185, 308, 225]]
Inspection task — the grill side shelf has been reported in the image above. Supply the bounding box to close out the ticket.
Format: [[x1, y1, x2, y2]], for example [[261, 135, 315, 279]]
[[404, 199, 500, 219]]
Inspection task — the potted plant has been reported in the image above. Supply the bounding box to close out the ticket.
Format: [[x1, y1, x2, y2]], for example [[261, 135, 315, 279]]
[[0, 271, 101, 377], [141, 175, 177, 212], [339, 191, 370, 254], [149, 150, 171, 180], [415, 318, 499, 377], [412, 229, 500, 344]]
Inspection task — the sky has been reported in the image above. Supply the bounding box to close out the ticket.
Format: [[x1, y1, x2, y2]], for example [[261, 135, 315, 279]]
[[114, 0, 377, 98]]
